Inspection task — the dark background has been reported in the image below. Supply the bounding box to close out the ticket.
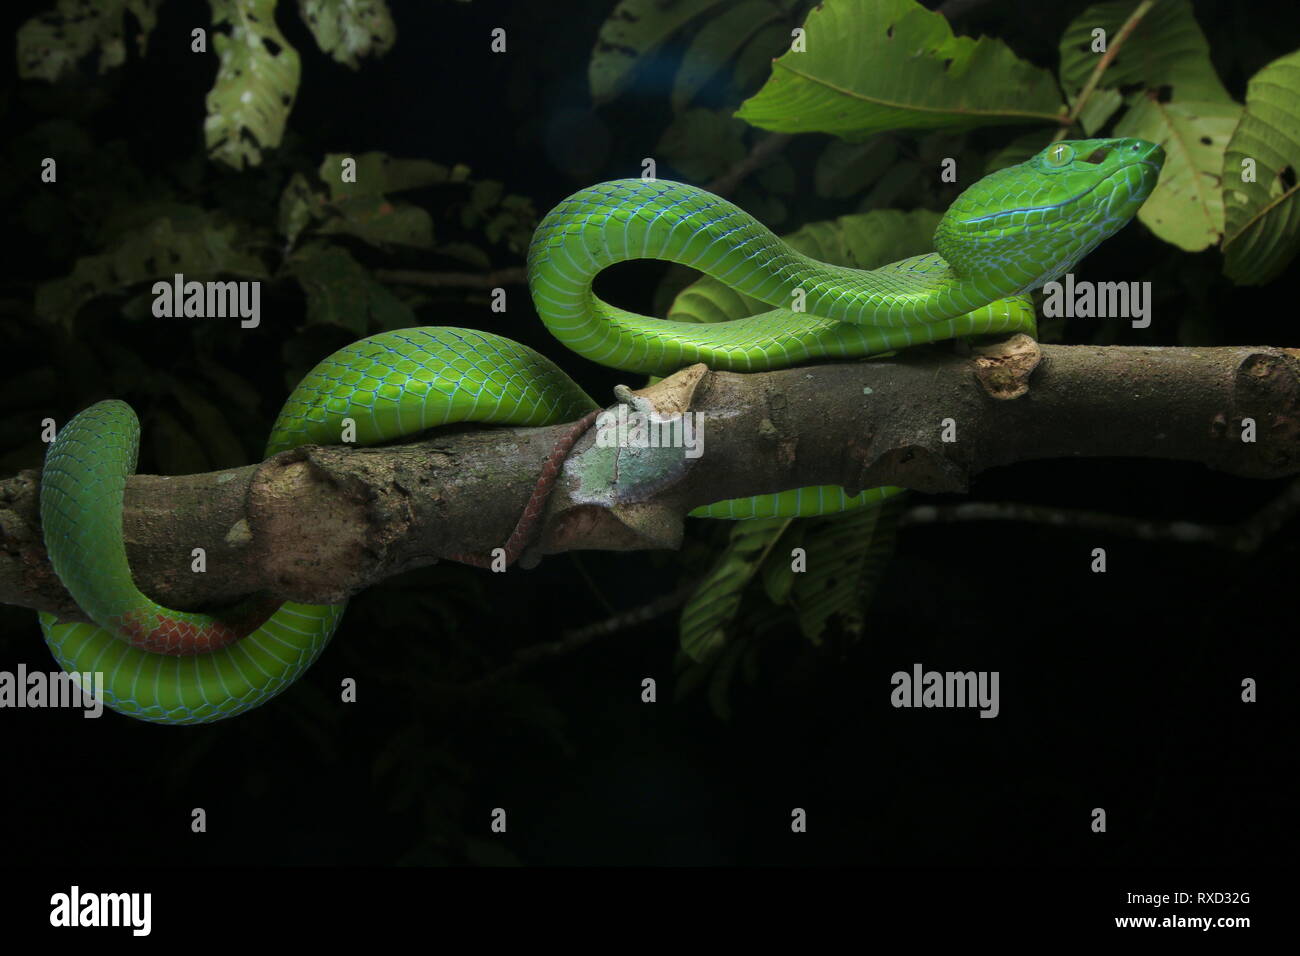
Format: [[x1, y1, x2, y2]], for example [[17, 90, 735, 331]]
[[0, 0, 1295, 867]]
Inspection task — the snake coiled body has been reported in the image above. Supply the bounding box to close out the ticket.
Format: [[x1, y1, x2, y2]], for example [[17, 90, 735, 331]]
[[37, 138, 1165, 723]]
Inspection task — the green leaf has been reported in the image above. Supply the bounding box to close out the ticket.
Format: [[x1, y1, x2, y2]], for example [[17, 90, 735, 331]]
[[791, 208, 942, 265], [667, 268, 764, 325], [656, 108, 748, 181], [1114, 92, 1241, 251], [1076, 88, 1124, 136], [318, 153, 451, 200], [706, 636, 749, 720], [318, 197, 435, 249], [283, 243, 416, 334], [298, 0, 395, 70], [814, 137, 899, 200], [755, 156, 797, 195], [457, 184, 538, 255], [589, 0, 733, 104], [735, 0, 1062, 141], [205, 0, 302, 169], [307, 153, 455, 249], [732, 188, 787, 229], [983, 130, 1051, 175], [680, 517, 791, 662], [761, 523, 804, 604], [790, 499, 898, 644], [167, 380, 250, 468], [18, 0, 160, 81], [194, 356, 264, 416], [34, 212, 269, 328], [730, 20, 789, 95], [277, 172, 325, 249], [1222, 50, 1300, 285], [855, 162, 921, 212], [101, 340, 163, 399], [469, 179, 504, 213], [95, 199, 208, 244], [1058, 0, 1232, 109], [149, 407, 211, 476], [671, 0, 785, 111], [675, 618, 773, 719]]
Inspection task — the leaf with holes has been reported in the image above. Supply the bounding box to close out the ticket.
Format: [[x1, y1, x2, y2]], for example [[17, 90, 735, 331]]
[[679, 517, 792, 662], [1115, 91, 1241, 251], [17, 0, 160, 81], [205, 0, 302, 169], [735, 0, 1062, 140], [1222, 50, 1300, 285], [299, 0, 395, 70]]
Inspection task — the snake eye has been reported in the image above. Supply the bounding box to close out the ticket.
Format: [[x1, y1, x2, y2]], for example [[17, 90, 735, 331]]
[[1045, 143, 1075, 168]]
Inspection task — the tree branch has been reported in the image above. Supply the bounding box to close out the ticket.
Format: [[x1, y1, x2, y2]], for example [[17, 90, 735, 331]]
[[3, 342, 1298, 622]]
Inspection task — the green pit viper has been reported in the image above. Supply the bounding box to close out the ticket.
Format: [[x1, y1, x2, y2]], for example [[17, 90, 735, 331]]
[[35, 137, 1165, 724]]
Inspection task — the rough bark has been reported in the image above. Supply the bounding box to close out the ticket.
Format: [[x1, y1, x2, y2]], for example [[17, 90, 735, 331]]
[[3, 340, 1297, 623]]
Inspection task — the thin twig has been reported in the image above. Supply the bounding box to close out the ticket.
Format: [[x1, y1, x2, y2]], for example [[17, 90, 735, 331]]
[[466, 582, 696, 688], [1054, 0, 1156, 140], [467, 477, 1300, 687], [705, 133, 794, 198], [899, 477, 1300, 553]]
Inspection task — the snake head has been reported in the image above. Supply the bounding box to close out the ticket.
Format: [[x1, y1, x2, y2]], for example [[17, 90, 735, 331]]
[[934, 137, 1166, 294]]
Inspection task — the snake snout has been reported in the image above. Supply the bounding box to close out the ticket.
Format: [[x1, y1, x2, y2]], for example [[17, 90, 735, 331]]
[[1132, 139, 1166, 169], [1120, 139, 1166, 185]]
